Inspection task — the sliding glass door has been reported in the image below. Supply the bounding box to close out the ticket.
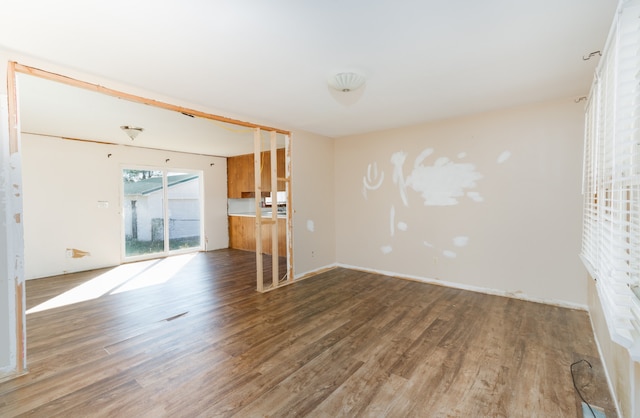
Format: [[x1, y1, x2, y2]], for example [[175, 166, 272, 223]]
[[166, 171, 202, 251], [122, 168, 202, 259]]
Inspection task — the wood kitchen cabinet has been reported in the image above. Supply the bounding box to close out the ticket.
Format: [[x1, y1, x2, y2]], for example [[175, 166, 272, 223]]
[[227, 149, 285, 198], [228, 216, 286, 256], [227, 153, 254, 198]]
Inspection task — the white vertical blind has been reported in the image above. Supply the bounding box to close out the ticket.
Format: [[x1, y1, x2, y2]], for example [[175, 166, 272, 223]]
[[581, 0, 640, 360]]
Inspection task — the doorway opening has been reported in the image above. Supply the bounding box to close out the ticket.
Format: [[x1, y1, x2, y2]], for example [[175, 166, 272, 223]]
[[6, 62, 294, 378]]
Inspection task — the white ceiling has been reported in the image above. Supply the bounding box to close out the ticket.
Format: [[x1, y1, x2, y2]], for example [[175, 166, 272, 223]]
[[0, 0, 618, 150], [16, 73, 283, 157]]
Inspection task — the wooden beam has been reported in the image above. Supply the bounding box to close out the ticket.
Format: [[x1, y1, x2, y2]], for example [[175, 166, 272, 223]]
[[254, 129, 263, 292], [13, 63, 291, 136], [270, 131, 278, 288], [23, 131, 228, 158], [285, 134, 294, 283]]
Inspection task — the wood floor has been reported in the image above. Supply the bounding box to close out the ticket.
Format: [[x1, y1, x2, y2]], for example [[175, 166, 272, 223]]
[[0, 249, 616, 417]]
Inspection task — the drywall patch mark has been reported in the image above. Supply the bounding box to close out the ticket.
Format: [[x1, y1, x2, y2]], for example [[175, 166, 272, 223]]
[[414, 148, 435, 168], [306, 220, 315, 232], [68, 248, 91, 258], [390, 206, 396, 236], [367, 148, 488, 258], [406, 152, 483, 206], [453, 236, 469, 247], [392, 148, 483, 206], [362, 162, 385, 198], [13, 213, 20, 223], [466, 191, 484, 203], [497, 151, 511, 164], [391, 151, 409, 206]]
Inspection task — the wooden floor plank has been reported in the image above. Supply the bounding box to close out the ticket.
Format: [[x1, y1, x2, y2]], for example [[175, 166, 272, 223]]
[[0, 249, 617, 417]]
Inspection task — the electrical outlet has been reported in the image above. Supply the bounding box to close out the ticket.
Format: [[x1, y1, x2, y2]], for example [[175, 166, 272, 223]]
[[66, 249, 73, 258], [311, 250, 315, 258]]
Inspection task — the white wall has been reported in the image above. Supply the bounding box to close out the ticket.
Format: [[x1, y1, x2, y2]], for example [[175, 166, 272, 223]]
[[335, 98, 586, 307], [21, 134, 228, 279], [21, 131, 337, 281], [291, 131, 336, 277]]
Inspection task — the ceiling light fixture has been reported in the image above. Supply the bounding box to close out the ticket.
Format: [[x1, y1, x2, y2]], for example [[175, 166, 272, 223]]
[[328, 72, 366, 92], [120, 125, 144, 141]]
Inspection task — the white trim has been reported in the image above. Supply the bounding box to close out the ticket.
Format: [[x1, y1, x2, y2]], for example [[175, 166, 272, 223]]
[[588, 313, 624, 418], [294, 263, 338, 281], [336, 263, 588, 311]]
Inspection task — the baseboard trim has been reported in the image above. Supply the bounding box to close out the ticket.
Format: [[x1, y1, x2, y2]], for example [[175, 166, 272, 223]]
[[335, 263, 588, 311]]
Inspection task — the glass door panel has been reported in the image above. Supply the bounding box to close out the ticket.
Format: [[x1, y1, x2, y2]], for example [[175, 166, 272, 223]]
[[167, 171, 201, 251], [123, 169, 165, 257]]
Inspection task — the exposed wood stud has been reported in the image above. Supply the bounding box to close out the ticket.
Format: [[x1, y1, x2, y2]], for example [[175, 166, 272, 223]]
[[270, 130, 279, 288], [254, 128, 264, 292], [285, 134, 294, 283], [24, 131, 227, 158], [13, 63, 290, 135]]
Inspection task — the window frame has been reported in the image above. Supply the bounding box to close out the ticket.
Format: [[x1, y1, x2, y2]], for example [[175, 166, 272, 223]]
[[581, 0, 640, 360]]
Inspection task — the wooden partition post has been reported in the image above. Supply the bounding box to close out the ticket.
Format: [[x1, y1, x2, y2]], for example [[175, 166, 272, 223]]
[[270, 131, 278, 287], [254, 128, 264, 292], [285, 134, 294, 284]]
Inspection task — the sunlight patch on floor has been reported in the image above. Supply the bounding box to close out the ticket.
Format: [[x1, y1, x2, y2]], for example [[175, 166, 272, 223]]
[[111, 253, 196, 294], [26, 254, 196, 314]]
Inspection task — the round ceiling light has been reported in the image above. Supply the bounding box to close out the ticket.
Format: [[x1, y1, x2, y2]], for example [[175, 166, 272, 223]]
[[120, 125, 144, 141], [328, 72, 366, 92]]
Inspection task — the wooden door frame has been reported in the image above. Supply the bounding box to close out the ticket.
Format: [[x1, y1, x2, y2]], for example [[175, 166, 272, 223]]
[[6, 61, 295, 377]]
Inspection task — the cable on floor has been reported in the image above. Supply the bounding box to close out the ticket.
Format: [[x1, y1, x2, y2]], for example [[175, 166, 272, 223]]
[[570, 359, 596, 418]]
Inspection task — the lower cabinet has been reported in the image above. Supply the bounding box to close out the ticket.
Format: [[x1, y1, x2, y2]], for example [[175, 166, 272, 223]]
[[229, 216, 286, 256]]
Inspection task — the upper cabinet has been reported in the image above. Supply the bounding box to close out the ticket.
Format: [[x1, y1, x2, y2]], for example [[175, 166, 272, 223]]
[[227, 153, 253, 198], [227, 149, 285, 198]]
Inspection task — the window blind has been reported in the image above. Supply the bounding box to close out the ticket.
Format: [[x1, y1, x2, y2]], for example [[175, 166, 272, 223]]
[[581, 0, 640, 360]]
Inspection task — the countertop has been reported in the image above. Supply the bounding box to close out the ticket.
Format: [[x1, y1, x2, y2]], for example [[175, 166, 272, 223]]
[[229, 211, 286, 219]]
